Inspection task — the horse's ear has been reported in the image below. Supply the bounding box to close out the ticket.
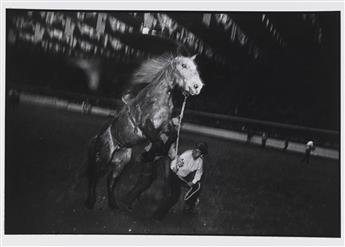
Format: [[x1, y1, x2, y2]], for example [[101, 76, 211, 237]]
[[191, 54, 197, 60]]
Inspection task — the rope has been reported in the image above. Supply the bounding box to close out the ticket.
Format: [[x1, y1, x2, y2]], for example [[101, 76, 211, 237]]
[[175, 93, 189, 159], [184, 182, 201, 201], [177, 172, 201, 201], [170, 93, 202, 202]]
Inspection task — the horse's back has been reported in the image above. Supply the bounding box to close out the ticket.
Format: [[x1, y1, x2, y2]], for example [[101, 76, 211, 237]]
[[110, 107, 147, 147]]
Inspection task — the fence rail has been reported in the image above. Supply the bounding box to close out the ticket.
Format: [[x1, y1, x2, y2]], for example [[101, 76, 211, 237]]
[[183, 109, 339, 150], [7, 88, 340, 156], [185, 109, 338, 136]]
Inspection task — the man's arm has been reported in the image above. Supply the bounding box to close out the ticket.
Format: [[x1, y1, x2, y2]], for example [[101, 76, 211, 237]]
[[170, 149, 187, 173], [191, 160, 204, 185], [170, 158, 178, 172]]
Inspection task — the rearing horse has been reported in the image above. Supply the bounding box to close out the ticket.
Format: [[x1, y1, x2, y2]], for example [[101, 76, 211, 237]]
[[85, 54, 204, 209]]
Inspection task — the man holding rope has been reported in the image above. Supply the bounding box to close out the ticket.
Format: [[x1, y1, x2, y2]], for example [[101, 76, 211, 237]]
[[153, 142, 208, 220]]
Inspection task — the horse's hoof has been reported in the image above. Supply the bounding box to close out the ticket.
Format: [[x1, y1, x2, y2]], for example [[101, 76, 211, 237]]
[[120, 197, 134, 211], [125, 203, 133, 212], [84, 199, 95, 210], [120, 201, 133, 212], [108, 200, 118, 209], [152, 212, 165, 221]]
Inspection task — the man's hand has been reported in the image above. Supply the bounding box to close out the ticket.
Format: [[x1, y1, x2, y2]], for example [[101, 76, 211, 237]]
[[144, 142, 152, 152], [177, 157, 184, 168], [171, 166, 177, 173], [172, 117, 179, 126], [160, 133, 169, 144], [168, 143, 176, 160]]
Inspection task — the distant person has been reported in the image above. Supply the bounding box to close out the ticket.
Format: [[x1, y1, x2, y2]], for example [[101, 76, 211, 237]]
[[81, 99, 92, 114], [245, 128, 254, 144], [283, 139, 289, 151], [301, 140, 315, 164], [153, 142, 208, 220], [261, 132, 267, 147], [8, 89, 20, 108]]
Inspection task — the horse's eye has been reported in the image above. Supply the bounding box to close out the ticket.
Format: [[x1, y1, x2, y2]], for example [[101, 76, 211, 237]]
[[181, 64, 187, 69]]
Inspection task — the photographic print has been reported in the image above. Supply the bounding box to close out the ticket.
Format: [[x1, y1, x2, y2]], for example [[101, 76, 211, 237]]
[[3, 3, 341, 242]]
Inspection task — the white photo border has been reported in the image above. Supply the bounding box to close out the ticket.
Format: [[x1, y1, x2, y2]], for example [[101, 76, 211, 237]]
[[1, 0, 343, 246]]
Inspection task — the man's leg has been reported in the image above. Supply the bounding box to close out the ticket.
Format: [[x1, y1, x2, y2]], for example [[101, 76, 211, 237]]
[[153, 173, 181, 220], [301, 151, 307, 163], [301, 150, 311, 164], [306, 150, 311, 164], [183, 183, 201, 213]]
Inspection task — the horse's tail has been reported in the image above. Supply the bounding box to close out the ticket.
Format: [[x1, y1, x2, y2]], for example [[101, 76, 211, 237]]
[[86, 121, 117, 178], [86, 136, 98, 178], [85, 115, 116, 175]]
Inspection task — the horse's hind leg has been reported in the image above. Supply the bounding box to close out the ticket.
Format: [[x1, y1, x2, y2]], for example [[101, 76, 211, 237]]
[[85, 137, 104, 209], [107, 148, 132, 209], [85, 162, 103, 209]]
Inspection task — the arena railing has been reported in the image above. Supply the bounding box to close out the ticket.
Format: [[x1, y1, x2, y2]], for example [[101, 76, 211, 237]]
[[183, 109, 339, 150], [7, 85, 339, 152]]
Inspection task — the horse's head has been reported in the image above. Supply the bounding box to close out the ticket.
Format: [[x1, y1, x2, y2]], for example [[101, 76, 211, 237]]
[[172, 55, 204, 96]]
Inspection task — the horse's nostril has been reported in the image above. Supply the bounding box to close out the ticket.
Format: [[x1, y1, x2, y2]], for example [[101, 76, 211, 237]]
[[194, 84, 199, 89]]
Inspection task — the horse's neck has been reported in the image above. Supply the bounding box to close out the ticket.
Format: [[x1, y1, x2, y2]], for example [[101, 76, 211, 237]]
[[154, 77, 173, 98], [134, 71, 174, 106]]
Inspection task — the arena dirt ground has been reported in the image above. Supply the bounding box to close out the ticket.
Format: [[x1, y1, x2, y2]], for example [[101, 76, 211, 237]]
[[5, 103, 340, 236]]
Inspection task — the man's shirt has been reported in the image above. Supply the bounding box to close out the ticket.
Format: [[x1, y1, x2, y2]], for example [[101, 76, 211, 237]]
[[306, 141, 315, 151], [170, 150, 203, 184]]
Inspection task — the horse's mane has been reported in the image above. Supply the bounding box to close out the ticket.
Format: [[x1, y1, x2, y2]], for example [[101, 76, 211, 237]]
[[131, 53, 175, 85]]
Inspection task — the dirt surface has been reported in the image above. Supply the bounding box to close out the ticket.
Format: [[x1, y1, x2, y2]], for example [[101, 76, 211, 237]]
[[5, 103, 340, 236]]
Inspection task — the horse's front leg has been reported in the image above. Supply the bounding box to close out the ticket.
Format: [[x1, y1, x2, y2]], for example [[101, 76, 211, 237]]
[[143, 118, 173, 148], [107, 148, 132, 209]]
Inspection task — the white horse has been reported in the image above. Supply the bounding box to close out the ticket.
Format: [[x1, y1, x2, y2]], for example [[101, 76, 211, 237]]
[[85, 54, 204, 209]]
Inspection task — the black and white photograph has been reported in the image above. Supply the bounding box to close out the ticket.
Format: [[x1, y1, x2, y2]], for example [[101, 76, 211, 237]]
[[1, 0, 343, 245]]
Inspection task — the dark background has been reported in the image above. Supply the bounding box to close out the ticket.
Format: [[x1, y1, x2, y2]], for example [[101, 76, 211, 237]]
[[6, 10, 340, 131]]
